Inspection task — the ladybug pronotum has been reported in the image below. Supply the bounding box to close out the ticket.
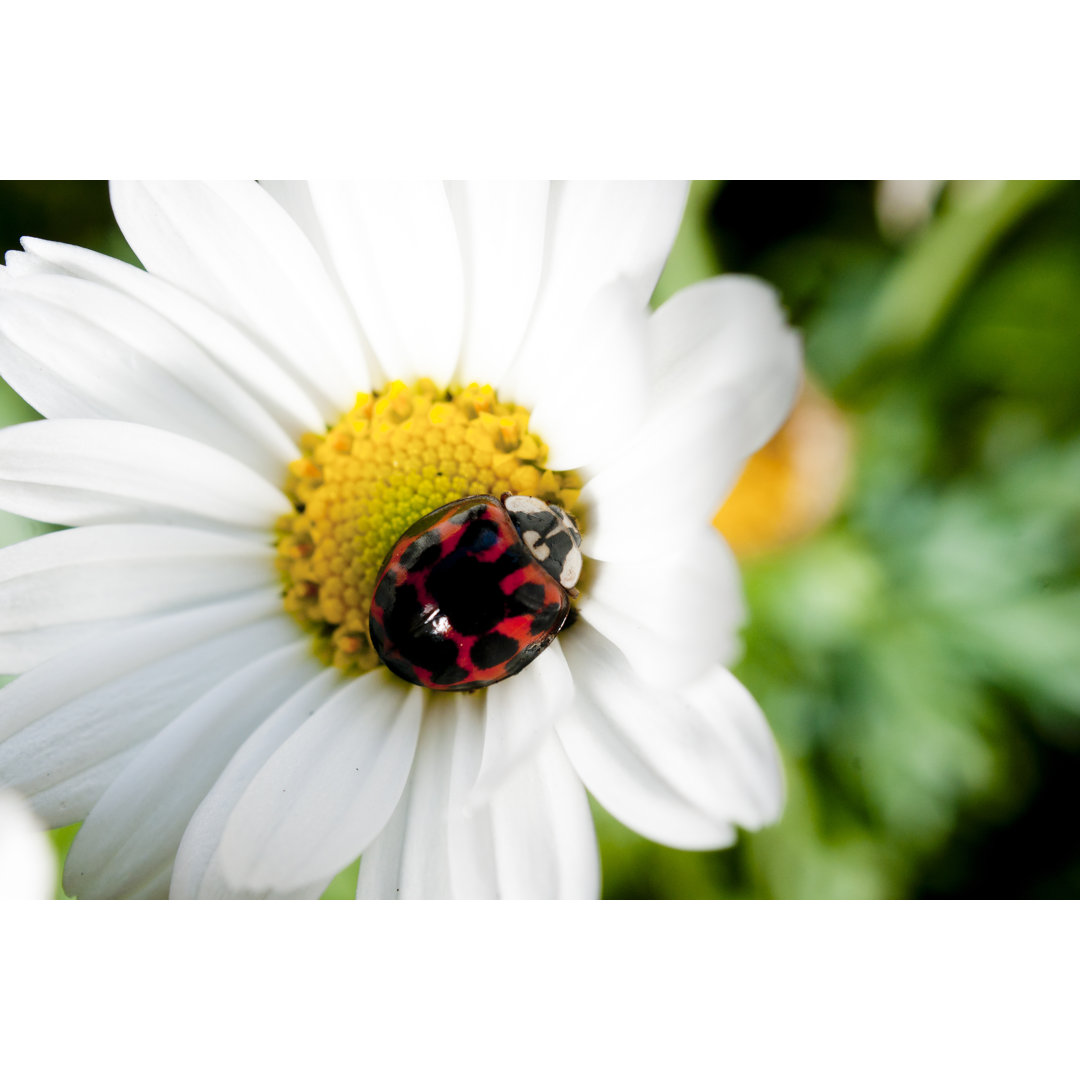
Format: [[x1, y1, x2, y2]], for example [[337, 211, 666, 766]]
[[369, 493, 583, 691]]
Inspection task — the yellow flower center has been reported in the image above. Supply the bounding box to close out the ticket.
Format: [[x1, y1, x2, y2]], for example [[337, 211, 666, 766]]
[[277, 379, 583, 676]]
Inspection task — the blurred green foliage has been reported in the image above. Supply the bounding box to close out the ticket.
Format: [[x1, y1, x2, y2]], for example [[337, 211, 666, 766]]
[[2, 181, 1078, 900], [600, 180, 1080, 898]]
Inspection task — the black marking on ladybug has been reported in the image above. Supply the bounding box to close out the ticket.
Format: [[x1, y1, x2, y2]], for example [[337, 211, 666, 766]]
[[470, 631, 519, 669], [369, 494, 583, 691], [400, 533, 444, 574], [508, 582, 546, 616], [530, 602, 564, 637]]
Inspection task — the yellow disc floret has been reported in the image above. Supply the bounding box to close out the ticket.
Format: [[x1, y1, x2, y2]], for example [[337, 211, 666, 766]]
[[277, 379, 582, 676]]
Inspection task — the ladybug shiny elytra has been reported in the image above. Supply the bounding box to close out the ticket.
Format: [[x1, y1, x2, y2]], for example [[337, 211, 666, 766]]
[[369, 493, 583, 691]]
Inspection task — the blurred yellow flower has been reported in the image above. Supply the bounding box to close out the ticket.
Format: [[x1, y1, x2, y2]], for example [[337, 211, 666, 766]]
[[714, 381, 852, 558]]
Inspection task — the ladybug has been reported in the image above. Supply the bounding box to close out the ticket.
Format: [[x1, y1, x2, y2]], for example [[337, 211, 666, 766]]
[[369, 493, 583, 691]]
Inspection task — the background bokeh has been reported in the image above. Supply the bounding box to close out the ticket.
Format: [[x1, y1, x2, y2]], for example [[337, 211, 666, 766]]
[[2, 180, 1077, 899]]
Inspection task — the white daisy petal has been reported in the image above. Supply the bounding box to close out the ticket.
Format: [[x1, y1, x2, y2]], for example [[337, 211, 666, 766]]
[[648, 275, 803, 456], [0, 272, 298, 477], [510, 181, 688, 372], [0, 419, 291, 531], [682, 666, 786, 827], [0, 525, 275, 672], [580, 396, 738, 561], [547, 181, 689, 299], [0, 619, 142, 675], [125, 865, 172, 900], [219, 669, 423, 892], [444, 696, 500, 898], [446, 727, 599, 900], [558, 621, 784, 850], [446, 181, 549, 388], [482, 734, 600, 900], [0, 592, 286, 826], [108, 181, 366, 411], [171, 667, 344, 900], [359, 697, 598, 900], [473, 639, 573, 804], [17, 238, 327, 436], [259, 182, 338, 270], [577, 527, 745, 688], [508, 280, 649, 471], [581, 278, 802, 562], [306, 182, 465, 387], [2, 249, 49, 278], [257, 179, 369, 349], [64, 640, 318, 900], [356, 693, 481, 900]]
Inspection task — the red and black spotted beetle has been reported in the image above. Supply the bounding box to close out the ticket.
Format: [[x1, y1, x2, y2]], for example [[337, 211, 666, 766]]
[[369, 493, 583, 691]]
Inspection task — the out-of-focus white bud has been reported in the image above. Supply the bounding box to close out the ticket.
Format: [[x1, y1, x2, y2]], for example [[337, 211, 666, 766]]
[[875, 180, 946, 241]]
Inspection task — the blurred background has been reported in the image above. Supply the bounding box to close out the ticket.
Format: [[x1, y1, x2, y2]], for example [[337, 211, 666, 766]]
[[1, 180, 1078, 899]]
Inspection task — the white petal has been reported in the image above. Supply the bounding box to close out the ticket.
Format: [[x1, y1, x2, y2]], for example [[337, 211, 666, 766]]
[[257, 182, 369, 358], [0, 619, 143, 676], [504, 280, 649, 471], [0, 523, 275, 644], [0, 518, 274, 669], [530, 181, 688, 329], [356, 693, 482, 900], [64, 640, 318, 899], [0, 272, 298, 477], [259, 182, 339, 271], [579, 391, 773, 563], [482, 735, 599, 899], [581, 276, 802, 561], [558, 621, 783, 850], [109, 181, 366, 411], [545, 181, 688, 303], [443, 696, 500, 898], [2, 249, 49, 278], [18, 237, 326, 436], [648, 275, 803, 456], [577, 527, 745, 688], [473, 639, 572, 803], [219, 668, 423, 892], [0, 591, 287, 826], [580, 393, 738, 561], [359, 695, 599, 900], [0, 788, 54, 900], [307, 182, 464, 386], [125, 864, 172, 900], [445, 181, 549, 388], [0, 419, 291, 532], [511, 182, 687, 371], [170, 667, 344, 899]]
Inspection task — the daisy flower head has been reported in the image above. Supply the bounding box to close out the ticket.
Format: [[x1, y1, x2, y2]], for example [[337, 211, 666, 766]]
[[0, 182, 801, 899]]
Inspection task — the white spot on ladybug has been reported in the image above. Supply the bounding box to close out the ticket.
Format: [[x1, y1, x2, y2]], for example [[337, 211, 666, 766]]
[[521, 529, 551, 561]]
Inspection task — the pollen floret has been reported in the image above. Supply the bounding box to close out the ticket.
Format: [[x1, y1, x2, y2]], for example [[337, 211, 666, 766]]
[[277, 379, 582, 675]]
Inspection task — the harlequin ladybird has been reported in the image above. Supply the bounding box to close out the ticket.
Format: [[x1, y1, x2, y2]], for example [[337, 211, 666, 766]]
[[369, 493, 583, 691]]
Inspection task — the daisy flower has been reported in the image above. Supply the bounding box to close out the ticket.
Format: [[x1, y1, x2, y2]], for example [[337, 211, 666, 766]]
[[0, 182, 801, 899]]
